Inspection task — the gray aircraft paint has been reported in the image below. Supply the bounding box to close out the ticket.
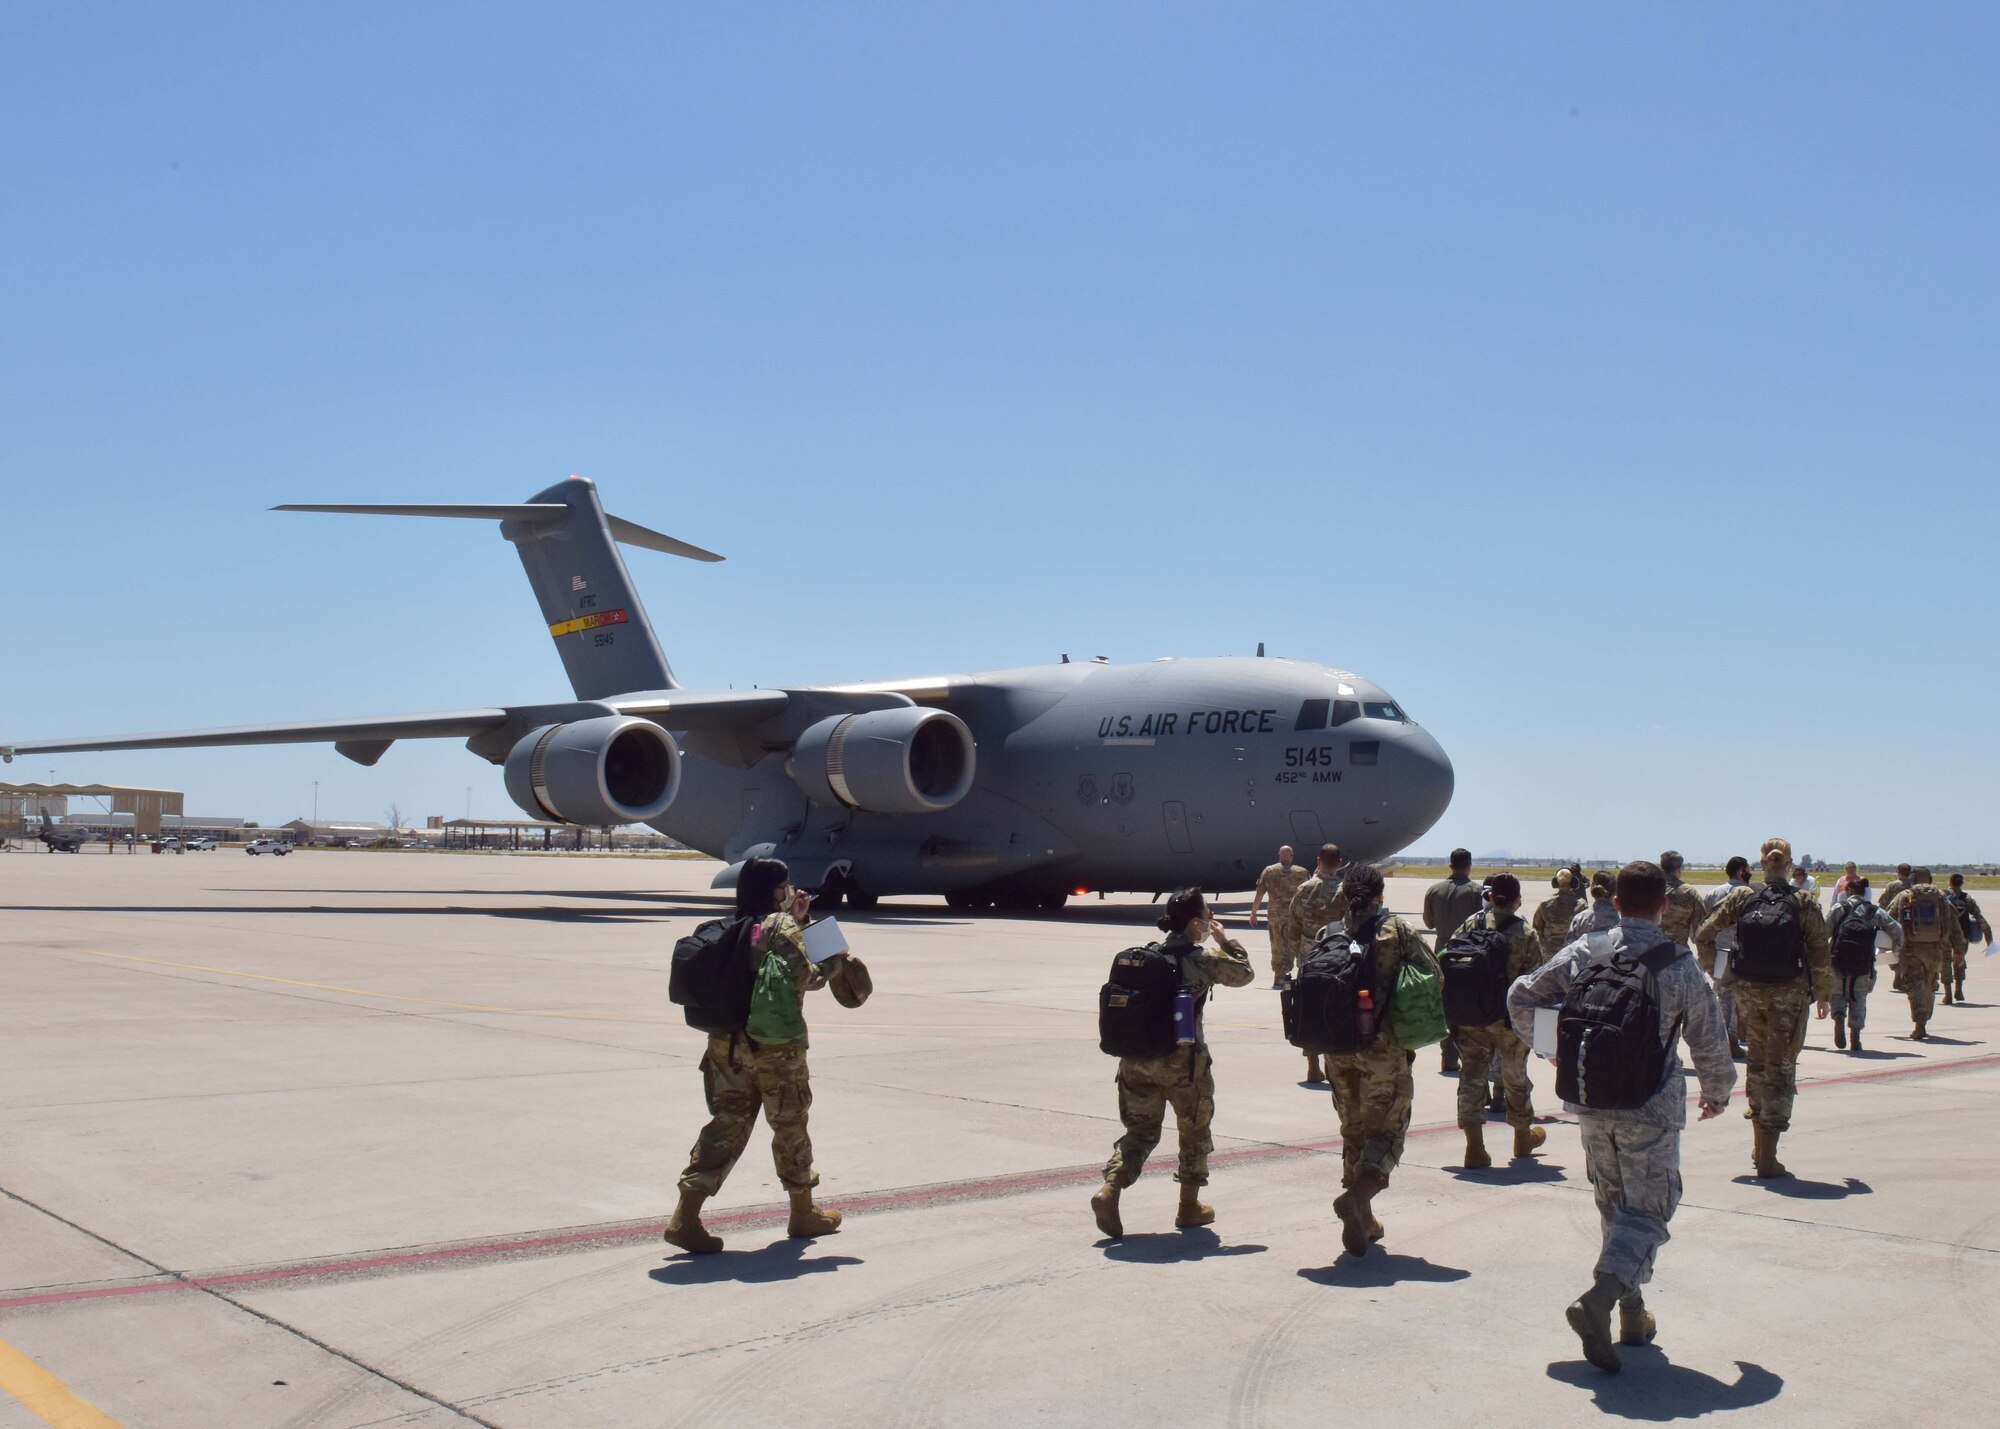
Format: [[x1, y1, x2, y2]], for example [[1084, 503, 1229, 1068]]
[[3, 481, 1453, 899]]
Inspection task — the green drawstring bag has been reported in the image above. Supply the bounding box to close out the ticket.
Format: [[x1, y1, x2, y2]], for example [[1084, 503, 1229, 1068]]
[[1387, 958, 1448, 1051], [745, 941, 806, 1046]]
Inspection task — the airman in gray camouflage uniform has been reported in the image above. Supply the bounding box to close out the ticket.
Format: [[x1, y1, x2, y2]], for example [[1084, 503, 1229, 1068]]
[[1696, 838, 1830, 1179], [1510, 860, 1735, 1374]]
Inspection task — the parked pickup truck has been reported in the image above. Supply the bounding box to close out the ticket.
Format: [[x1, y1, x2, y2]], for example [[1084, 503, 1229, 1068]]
[[245, 838, 291, 856]]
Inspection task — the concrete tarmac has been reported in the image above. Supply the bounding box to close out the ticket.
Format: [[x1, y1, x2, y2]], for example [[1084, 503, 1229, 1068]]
[[1, 850, 1994, 1427]]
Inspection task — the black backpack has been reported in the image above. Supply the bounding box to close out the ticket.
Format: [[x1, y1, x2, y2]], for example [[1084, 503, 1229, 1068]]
[[1731, 886, 1805, 984], [1947, 890, 1977, 941], [1557, 939, 1682, 1110], [1830, 902, 1879, 978], [1282, 920, 1380, 1055], [1098, 944, 1190, 1058], [669, 916, 757, 1033], [1439, 919, 1516, 1029]]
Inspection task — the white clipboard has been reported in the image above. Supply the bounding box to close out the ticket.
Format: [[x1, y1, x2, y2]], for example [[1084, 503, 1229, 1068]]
[[1532, 1006, 1559, 1059], [801, 917, 850, 965]]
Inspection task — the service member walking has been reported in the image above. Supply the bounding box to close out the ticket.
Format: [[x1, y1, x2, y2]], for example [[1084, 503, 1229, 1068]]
[[1533, 867, 1585, 962], [1884, 869, 1967, 1038], [665, 858, 843, 1255], [1286, 844, 1350, 1082], [1092, 888, 1254, 1238], [1571, 869, 1620, 937], [1251, 845, 1310, 986], [1827, 877, 1900, 1054], [1946, 873, 1990, 1004], [1658, 852, 1707, 947], [1439, 874, 1548, 1168], [1695, 838, 1830, 1178], [1509, 861, 1735, 1374], [1423, 850, 1485, 1074], [1701, 856, 1754, 1058], [1325, 865, 1440, 1256]]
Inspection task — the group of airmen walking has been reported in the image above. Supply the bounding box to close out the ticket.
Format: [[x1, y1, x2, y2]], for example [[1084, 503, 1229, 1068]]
[[659, 844, 1990, 1377]]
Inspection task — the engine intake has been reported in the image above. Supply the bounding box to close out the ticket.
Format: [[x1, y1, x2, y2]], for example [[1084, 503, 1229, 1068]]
[[503, 716, 680, 825], [791, 707, 975, 814]]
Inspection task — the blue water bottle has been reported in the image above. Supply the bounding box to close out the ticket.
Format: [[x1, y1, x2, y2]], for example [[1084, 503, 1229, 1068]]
[[1172, 990, 1197, 1046]]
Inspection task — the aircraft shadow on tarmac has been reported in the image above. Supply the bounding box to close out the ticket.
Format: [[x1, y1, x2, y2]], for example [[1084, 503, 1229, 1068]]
[[1727, 1175, 1872, 1201], [1295, 1253, 1470, 1288], [649, 1241, 861, 1285], [1097, 1229, 1268, 1263], [1546, 1355, 1783, 1419]]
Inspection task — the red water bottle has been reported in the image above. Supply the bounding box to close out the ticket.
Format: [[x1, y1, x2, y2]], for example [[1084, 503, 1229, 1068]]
[[1355, 988, 1376, 1043]]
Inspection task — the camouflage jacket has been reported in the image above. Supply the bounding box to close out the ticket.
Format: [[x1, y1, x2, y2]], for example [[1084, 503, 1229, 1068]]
[[1156, 929, 1256, 1034], [1661, 879, 1708, 946], [1423, 875, 1485, 948], [1253, 861, 1310, 926], [1531, 889, 1583, 960], [1948, 890, 1993, 944], [1696, 880, 1833, 1001], [1448, 907, 1545, 980], [1884, 886, 1969, 960], [1343, 907, 1440, 1048], [1290, 871, 1351, 943]]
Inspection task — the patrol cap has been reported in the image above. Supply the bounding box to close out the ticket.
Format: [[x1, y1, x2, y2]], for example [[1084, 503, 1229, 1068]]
[[828, 953, 873, 1008]]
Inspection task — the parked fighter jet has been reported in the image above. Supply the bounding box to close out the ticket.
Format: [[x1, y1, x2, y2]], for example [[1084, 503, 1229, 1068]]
[[37, 812, 88, 853], [2, 478, 1453, 907]]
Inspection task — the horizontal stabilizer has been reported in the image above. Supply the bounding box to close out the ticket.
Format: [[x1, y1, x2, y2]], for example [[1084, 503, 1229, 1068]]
[[272, 503, 724, 562]]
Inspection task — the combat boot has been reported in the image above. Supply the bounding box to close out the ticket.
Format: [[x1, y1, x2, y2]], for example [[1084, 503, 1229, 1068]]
[[1752, 1125, 1788, 1179], [1942, 981, 1954, 1006], [1850, 1030, 1863, 1055], [1462, 1124, 1492, 1170], [1090, 1179, 1124, 1239], [1304, 1054, 1326, 1083], [787, 1189, 843, 1238], [662, 1189, 724, 1256], [1513, 1125, 1548, 1159], [1333, 1168, 1385, 1258], [1833, 1013, 1846, 1049], [1954, 971, 1966, 1003], [1912, 1020, 1928, 1041], [1618, 1293, 1657, 1347], [1175, 1182, 1215, 1229], [1566, 1273, 1623, 1373]]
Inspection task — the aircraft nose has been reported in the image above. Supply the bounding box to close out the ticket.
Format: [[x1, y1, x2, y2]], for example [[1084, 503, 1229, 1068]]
[[1386, 725, 1454, 847]]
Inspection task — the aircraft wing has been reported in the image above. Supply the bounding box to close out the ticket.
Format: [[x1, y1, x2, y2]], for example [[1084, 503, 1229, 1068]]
[[1, 689, 793, 763]]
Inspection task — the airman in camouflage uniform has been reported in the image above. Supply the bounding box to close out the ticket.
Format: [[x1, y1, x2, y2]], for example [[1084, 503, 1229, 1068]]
[[667, 858, 843, 1255], [1948, 873, 1992, 1004], [1423, 850, 1486, 1075], [1445, 874, 1548, 1168], [1696, 839, 1830, 1178], [1880, 865, 1912, 990], [1532, 867, 1585, 961], [1701, 858, 1753, 1058], [1283, 845, 1350, 1082], [1658, 851, 1707, 947], [1093, 890, 1254, 1237], [1885, 869, 1967, 1038], [1251, 846, 1311, 984], [1326, 865, 1440, 1258]]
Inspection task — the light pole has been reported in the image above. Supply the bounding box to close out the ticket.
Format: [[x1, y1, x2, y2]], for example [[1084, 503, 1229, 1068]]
[[312, 780, 320, 834]]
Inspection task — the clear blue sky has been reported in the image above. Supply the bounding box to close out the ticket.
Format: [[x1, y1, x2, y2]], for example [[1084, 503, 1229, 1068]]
[[5, 4, 1994, 863]]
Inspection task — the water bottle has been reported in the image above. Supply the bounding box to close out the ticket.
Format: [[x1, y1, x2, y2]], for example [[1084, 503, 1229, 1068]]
[[1172, 990, 1197, 1046], [1355, 988, 1376, 1043]]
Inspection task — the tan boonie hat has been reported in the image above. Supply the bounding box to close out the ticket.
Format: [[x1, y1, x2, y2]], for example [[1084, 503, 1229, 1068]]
[[828, 953, 873, 1008]]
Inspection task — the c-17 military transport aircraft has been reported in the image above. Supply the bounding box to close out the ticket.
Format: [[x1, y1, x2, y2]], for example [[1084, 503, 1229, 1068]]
[[4, 478, 1454, 908]]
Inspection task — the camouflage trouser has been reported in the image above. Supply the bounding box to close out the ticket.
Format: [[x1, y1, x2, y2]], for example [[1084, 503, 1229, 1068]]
[[678, 1035, 818, 1196], [1455, 1020, 1535, 1130], [1903, 950, 1944, 1025], [1830, 971, 1876, 1033], [1269, 919, 1303, 981], [1733, 982, 1810, 1131], [1107, 1048, 1216, 1187], [1326, 1040, 1414, 1188], [1580, 1116, 1681, 1293]]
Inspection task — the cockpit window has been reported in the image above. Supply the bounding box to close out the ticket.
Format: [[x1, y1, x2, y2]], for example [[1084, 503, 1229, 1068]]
[[1294, 698, 1329, 731], [1363, 701, 1406, 722], [1329, 700, 1361, 727]]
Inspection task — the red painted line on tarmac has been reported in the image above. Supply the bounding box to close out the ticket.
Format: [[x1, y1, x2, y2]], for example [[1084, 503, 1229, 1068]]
[[3, 1049, 1993, 1314]]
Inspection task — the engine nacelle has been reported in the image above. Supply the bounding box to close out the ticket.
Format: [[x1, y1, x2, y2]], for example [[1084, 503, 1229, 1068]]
[[790, 707, 976, 814], [503, 716, 681, 825]]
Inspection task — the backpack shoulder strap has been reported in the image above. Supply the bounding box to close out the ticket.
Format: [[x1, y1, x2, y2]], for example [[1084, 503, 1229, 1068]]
[[1637, 941, 1680, 974]]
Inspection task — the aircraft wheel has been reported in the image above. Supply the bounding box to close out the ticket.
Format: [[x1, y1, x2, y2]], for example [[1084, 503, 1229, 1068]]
[[1038, 890, 1069, 910], [944, 891, 973, 911], [847, 891, 880, 911], [994, 888, 1038, 913]]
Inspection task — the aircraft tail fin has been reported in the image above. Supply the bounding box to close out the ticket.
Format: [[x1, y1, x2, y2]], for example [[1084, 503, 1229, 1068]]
[[275, 477, 716, 699]]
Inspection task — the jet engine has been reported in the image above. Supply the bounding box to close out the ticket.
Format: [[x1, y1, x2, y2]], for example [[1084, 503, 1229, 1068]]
[[790, 707, 976, 814], [502, 716, 681, 825]]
